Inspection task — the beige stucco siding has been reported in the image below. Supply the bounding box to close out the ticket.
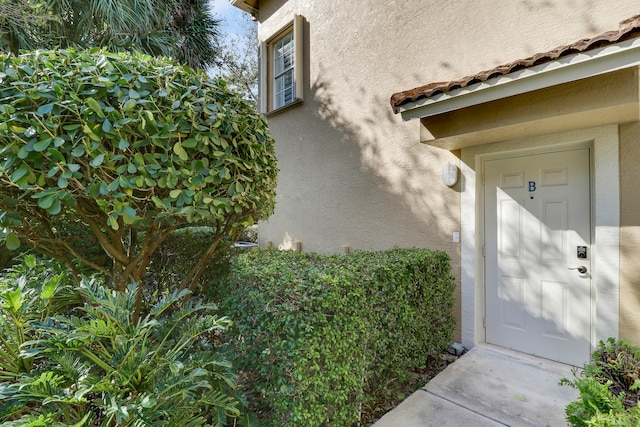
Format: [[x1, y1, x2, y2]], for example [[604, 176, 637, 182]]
[[256, 0, 640, 344], [619, 122, 640, 346]]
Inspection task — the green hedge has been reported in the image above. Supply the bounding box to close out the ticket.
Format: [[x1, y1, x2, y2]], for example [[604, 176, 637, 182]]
[[221, 248, 456, 426]]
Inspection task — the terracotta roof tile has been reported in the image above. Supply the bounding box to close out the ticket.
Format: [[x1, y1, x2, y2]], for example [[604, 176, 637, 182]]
[[391, 15, 640, 113]]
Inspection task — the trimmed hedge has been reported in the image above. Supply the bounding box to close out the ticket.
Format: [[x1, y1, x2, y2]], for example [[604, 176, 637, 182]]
[[221, 248, 456, 426]]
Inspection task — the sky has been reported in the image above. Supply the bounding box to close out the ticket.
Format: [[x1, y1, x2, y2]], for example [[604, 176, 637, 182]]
[[209, 0, 249, 39]]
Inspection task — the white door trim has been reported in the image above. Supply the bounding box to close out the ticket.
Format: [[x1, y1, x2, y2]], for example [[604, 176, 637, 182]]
[[460, 125, 620, 356]]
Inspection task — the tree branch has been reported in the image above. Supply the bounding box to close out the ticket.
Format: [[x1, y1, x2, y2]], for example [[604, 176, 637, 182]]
[[74, 200, 130, 266]]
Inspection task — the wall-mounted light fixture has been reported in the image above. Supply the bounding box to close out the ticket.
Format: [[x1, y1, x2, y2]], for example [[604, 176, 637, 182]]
[[442, 162, 458, 187]]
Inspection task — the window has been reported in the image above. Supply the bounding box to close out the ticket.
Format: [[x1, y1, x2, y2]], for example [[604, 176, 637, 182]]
[[273, 32, 295, 109], [260, 15, 304, 114]]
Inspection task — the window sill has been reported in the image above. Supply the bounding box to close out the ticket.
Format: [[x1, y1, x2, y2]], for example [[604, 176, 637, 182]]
[[265, 98, 303, 117]]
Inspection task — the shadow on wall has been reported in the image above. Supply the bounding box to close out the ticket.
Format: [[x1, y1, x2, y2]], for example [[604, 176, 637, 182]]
[[266, 65, 461, 253], [306, 66, 460, 245]]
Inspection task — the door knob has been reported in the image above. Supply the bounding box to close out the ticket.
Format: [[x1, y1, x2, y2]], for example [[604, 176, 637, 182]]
[[569, 266, 588, 274]]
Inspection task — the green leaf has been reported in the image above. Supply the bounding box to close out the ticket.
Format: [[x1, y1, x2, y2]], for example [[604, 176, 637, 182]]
[[212, 197, 228, 207], [38, 193, 56, 209], [122, 205, 138, 224], [218, 167, 230, 179], [182, 138, 198, 148], [83, 124, 101, 142], [108, 214, 119, 230], [86, 97, 104, 117], [10, 125, 27, 133], [41, 275, 61, 299], [134, 152, 145, 165], [173, 141, 188, 161], [4, 288, 23, 311], [37, 103, 55, 115], [122, 214, 136, 225], [11, 164, 30, 182], [48, 198, 61, 215], [91, 153, 105, 167], [123, 205, 136, 217], [33, 138, 52, 152], [24, 254, 36, 268], [151, 196, 164, 208], [47, 147, 65, 162], [123, 99, 137, 111], [47, 166, 60, 177], [70, 413, 92, 427], [5, 232, 20, 251], [71, 145, 85, 156]]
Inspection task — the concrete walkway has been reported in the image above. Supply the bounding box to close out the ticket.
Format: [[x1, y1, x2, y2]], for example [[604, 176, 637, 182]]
[[373, 345, 580, 427]]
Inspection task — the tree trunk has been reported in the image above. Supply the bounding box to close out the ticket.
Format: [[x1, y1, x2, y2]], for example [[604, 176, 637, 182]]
[[112, 261, 131, 292], [179, 226, 233, 292]]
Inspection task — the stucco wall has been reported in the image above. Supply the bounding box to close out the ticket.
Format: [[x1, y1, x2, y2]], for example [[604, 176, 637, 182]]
[[619, 122, 640, 346], [255, 0, 639, 343]]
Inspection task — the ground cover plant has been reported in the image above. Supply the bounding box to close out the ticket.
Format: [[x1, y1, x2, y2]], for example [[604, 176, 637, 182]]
[[0, 256, 243, 426], [0, 48, 277, 318], [220, 248, 456, 426], [0, 255, 81, 384], [562, 338, 640, 426]]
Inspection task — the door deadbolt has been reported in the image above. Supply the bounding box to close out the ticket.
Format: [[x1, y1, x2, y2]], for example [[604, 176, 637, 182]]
[[569, 266, 588, 274], [577, 246, 587, 259]]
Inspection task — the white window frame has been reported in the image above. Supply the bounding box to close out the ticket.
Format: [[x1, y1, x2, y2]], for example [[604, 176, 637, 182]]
[[260, 15, 304, 114]]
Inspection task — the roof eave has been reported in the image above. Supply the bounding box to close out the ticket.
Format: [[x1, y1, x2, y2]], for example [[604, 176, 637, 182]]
[[397, 37, 640, 122], [230, 0, 259, 16]]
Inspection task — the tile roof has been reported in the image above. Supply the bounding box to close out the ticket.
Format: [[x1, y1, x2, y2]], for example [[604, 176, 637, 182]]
[[390, 15, 640, 113]]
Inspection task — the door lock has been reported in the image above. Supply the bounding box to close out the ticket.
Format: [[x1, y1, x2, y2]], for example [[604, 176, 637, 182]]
[[577, 246, 587, 259], [569, 266, 588, 274]]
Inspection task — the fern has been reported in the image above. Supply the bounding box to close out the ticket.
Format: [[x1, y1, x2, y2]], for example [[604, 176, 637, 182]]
[[562, 339, 640, 426]]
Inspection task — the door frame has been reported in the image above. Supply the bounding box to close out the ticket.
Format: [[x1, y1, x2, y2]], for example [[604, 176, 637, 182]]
[[460, 125, 620, 361]]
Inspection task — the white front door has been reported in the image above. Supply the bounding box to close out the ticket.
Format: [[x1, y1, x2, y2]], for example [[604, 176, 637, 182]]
[[484, 148, 592, 366]]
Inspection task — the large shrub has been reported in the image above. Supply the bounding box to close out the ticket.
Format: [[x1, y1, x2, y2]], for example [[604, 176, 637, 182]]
[[562, 338, 640, 426], [221, 248, 456, 426], [0, 259, 243, 426], [0, 48, 277, 300], [142, 225, 257, 304]]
